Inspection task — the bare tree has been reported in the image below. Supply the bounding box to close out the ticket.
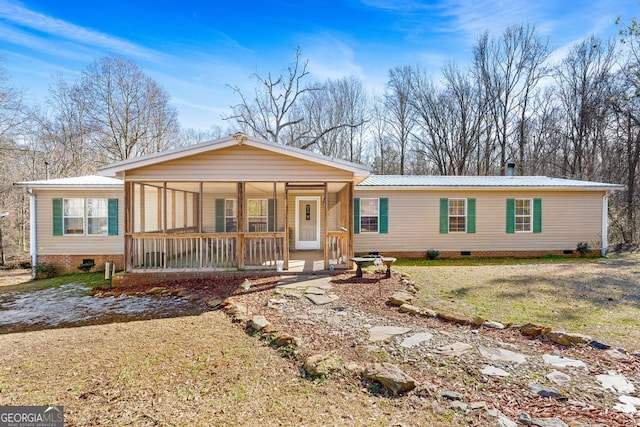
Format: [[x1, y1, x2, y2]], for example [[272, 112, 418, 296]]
[[412, 63, 486, 175], [296, 76, 368, 160], [224, 47, 320, 144], [79, 56, 179, 161], [554, 35, 616, 179], [369, 99, 397, 174], [473, 24, 549, 174], [385, 66, 418, 175]]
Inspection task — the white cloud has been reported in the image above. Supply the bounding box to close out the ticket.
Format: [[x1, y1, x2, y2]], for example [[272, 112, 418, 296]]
[[301, 31, 364, 81], [0, 0, 165, 63]]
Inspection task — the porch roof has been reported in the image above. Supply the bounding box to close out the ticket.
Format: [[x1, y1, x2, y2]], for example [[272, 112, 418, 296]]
[[98, 134, 372, 178]]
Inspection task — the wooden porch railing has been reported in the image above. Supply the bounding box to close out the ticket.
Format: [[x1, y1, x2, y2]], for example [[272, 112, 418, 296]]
[[327, 231, 348, 269], [127, 232, 285, 271]]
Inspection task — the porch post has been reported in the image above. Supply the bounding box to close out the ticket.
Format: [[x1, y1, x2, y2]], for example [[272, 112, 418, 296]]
[[237, 182, 245, 269], [284, 184, 289, 270], [324, 182, 329, 269], [348, 181, 354, 270], [198, 182, 203, 233], [124, 180, 131, 272], [162, 182, 167, 269]]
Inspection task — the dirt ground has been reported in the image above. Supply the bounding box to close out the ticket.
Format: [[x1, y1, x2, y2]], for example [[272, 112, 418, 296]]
[[0, 260, 638, 425], [0, 268, 31, 287]]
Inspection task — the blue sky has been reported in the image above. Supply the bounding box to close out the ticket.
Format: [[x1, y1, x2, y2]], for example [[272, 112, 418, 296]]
[[1, 0, 638, 131]]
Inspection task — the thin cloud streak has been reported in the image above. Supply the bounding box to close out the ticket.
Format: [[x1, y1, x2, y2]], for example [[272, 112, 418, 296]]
[[0, 0, 165, 63]]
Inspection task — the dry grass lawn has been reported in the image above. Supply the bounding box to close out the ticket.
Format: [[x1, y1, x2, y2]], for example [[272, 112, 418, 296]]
[[0, 311, 449, 426], [402, 256, 640, 350]]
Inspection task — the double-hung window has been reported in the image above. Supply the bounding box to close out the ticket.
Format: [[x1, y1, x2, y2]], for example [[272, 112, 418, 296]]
[[248, 199, 268, 232], [515, 199, 532, 232], [360, 198, 379, 233], [225, 199, 237, 232], [507, 198, 541, 233], [87, 198, 108, 235], [63, 198, 85, 235], [448, 198, 467, 233]]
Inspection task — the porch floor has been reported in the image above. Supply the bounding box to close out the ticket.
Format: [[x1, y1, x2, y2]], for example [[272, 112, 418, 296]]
[[288, 251, 325, 273]]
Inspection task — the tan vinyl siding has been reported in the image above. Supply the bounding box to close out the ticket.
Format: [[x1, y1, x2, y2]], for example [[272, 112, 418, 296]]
[[126, 145, 353, 181], [353, 189, 605, 253], [36, 189, 124, 255]]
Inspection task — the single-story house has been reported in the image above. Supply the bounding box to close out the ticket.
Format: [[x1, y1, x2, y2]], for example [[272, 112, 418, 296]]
[[14, 134, 624, 277]]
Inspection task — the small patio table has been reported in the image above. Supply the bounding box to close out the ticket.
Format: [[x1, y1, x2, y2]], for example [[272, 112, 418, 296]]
[[350, 256, 397, 278]]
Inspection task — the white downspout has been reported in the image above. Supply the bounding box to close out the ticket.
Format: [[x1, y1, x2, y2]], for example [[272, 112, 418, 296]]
[[27, 189, 37, 278], [601, 194, 608, 257]]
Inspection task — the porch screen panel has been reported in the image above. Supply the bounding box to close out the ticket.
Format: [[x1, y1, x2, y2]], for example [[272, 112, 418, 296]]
[[215, 199, 225, 232]]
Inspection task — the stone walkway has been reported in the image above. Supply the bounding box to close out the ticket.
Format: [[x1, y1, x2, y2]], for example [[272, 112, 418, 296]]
[[248, 274, 640, 425]]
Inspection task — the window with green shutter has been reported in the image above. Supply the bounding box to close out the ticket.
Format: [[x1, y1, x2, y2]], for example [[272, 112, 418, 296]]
[[467, 198, 476, 233], [533, 198, 542, 233], [439, 198, 448, 234], [379, 198, 388, 234], [107, 198, 118, 236], [52, 198, 63, 236], [507, 198, 541, 233], [441, 198, 474, 234], [506, 198, 515, 233]]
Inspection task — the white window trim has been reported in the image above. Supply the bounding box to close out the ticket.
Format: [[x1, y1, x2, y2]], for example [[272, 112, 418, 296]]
[[360, 197, 380, 233], [87, 198, 108, 236], [247, 198, 268, 233], [63, 198, 85, 236], [448, 198, 467, 233], [515, 198, 533, 233], [225, 199, 237, 232]]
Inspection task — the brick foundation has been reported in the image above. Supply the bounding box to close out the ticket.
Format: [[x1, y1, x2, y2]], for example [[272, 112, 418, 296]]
[[356, 249, 602, 259], [37, 254, 125, 275]]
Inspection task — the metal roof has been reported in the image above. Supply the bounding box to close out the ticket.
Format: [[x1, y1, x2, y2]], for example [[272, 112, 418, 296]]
[[356, 175, 624, 190], [13, 175, 123, 189]]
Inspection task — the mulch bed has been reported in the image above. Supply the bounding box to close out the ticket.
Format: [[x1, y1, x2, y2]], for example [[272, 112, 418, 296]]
[[106, 271, 639, 426]]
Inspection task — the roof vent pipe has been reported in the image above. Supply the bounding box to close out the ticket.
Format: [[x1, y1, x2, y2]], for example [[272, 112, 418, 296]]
[[44, 161, 49, 180], [507, 162, 516, 177]]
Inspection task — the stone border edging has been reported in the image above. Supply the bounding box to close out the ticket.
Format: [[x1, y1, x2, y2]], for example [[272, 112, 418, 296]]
[[393, 275, 621, 352]]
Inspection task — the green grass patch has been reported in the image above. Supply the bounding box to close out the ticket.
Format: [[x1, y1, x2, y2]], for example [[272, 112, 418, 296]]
[[0, 271, 106, 294], [401, 259, 640, 349], [393, 255, 600, 267]]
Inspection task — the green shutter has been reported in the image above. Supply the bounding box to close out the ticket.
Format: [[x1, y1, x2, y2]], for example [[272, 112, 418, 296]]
[[467, 198, 476, 233], [506, 198, 515, 233], [267, 198, 275, 232], [53, 198, 63, 236], [108, 198, 118, 236], [533, 198, 542, 233], [353, 198, 360, 234], [439, 198, 448, 234], [379, 198, 388, 234], [215, 199, 225, 232]]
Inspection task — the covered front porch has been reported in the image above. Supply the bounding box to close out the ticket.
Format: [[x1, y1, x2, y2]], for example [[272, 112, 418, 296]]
[[123, 180, 354, 272]]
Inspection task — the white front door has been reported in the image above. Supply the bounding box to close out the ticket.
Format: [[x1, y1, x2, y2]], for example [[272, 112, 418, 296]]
[[295, 197, 321, 250]]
